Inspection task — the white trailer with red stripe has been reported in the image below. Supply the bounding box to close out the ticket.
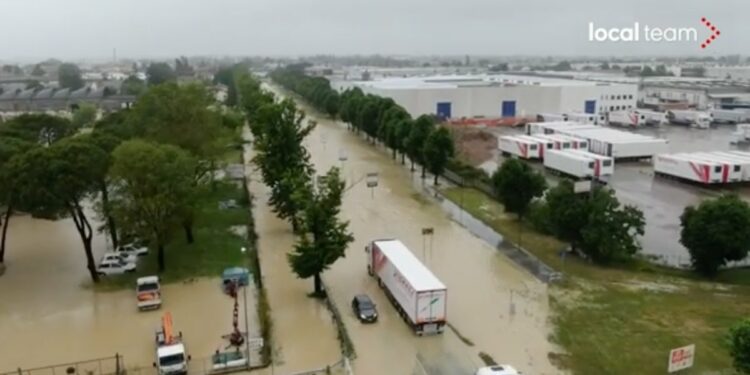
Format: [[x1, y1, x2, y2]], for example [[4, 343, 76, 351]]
[[653, 153, 741, 184], [531, 134, 588, 150], [690, 152, 750, 181], [555, 127, 669, 160], [566, 112, 601, 125], [543, 149, 614, 179], [525, 121, 597, 135], [608, 110, 647, 128], [366, 239, 447, 335], [498, 135, 544, 160]]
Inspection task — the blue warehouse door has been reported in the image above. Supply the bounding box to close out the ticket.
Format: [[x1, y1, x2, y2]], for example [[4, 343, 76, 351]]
[[501, 100, 516, 117], [584, 100, 596, 114], [436, 102, 452, 119]]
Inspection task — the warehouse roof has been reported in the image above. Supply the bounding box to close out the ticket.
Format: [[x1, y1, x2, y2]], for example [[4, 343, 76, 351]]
[[354, 74, 632, 91]]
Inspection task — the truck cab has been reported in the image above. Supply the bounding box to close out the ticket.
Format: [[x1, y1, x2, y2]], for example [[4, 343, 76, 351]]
[[154, 313, 190, 375], [137, 276, 162, 311]]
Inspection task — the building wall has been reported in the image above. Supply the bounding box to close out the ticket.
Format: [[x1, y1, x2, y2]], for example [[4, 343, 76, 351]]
[[640, 86, 708, 108], [355, 83, 637, 119]]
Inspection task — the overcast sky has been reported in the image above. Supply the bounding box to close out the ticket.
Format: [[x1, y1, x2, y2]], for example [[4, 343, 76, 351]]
[[1, 0, 748, 61]]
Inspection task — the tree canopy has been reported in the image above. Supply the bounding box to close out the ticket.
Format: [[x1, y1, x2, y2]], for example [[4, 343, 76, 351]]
[[58, 63, 84, 90], [729, 319, 750, 374], [491, 159, 547, 219], [0, 113, 74, 146], [121, 75, 147, 96], [72, 103, 97, 129], [680, 194, 750, 277], [146, 62, 177, 86], [422, 126, 454, 185]]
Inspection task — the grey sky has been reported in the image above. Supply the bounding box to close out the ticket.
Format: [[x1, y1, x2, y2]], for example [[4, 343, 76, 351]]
[[1, 0, 748, 61]]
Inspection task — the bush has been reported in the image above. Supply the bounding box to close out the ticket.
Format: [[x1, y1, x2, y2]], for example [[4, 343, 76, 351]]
[[729, 319, 750, 373], [527, 200, 553, 234]]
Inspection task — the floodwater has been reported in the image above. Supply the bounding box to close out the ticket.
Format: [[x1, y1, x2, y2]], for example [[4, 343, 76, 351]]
[[0, 213, 251, 371], [493, 124, 750, 263], [242, 133, 341, 373], [265, 84, 559, 375]]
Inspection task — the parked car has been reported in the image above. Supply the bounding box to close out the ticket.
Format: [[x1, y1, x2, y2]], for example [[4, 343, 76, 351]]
[[102, 252, 137, 265], [475, 365, 520, 375], [98, 258, 136, 276], [351, 294, 378, 323], [118, 243, 149, 257]]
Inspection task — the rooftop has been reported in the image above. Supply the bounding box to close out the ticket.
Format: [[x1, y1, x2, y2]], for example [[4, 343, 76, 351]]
[[353, 74, 631, 91]]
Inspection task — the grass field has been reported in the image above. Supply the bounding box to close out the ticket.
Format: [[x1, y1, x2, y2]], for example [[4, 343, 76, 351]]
[[442, 186, 750, 375], [96, 181, 250, 290]]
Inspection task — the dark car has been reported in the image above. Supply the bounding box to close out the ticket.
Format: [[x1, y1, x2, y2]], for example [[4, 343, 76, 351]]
[[351, 294, 378, 323]]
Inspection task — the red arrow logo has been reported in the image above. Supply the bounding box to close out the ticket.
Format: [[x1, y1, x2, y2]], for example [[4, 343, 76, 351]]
[[700, 17, 720, 49]]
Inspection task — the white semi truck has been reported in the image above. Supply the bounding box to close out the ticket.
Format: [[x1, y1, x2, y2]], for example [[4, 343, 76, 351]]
[[608, 110, 646, 128], [711, 109, 750, 124], [366, 239, 447, 335], [666, 110, 712, 129]]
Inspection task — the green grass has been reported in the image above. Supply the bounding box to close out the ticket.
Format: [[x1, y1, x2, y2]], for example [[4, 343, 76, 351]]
[[441, 186, 750, 375], [96, 181, 250, 290]]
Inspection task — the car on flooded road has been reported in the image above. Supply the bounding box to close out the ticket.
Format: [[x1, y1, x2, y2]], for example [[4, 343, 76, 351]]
[[351, 294, 378, 323], [475, 365, 520, 375], [97, 257, 136, 276], [118, 243, 149, 257]]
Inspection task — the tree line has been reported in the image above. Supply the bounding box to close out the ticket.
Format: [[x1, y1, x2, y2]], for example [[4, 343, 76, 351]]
[[236, 72, 353, 297], [271, 65, 455, 185], [0, 81, 239, 282]]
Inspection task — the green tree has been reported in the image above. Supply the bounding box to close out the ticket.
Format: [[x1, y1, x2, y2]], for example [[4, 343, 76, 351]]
[[490, 159, 547, 219], [7, 139, 108, 281], [109, 140, 197, 272], [680, 194, 750, 277], [323, 91, 340, 118], [0, 137, 34, 264], [288, 167, 353, 296], [58, 63, 84, 90], [25, 80, 42, 90], [422, 127, 454, 185], [545, 180, 589, 251], [146, 62, 177, 86], [121, 75, 147, 96], [31, 64, 45, 77], [405, 115, 434, 174], [580, 188, 645, 263], [358, 98, 380, 142], [174, 56, 194, 77], [0, 114, 74, 145], [395, 119, 412, 165], [83, 131, 124, 248], [729, 319, 750, 374], [72, 103, 97, 129]]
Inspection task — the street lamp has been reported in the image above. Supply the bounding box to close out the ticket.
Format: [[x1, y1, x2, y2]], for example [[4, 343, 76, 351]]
[[366, 172, 379, 199]]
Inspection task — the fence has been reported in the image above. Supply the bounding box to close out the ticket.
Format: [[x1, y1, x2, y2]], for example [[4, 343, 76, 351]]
[[121, 354, 266, 375], [645, 253, 750, 269], [2, 355, 124, 375]]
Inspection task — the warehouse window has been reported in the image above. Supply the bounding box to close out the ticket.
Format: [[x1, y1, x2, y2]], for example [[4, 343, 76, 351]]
[[628, 95, 633, 99], [617, 95, 621, 100], [610, 106, 614, 111]]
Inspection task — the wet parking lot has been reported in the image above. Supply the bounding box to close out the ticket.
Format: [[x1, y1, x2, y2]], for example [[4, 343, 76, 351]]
[[492, 123, 750, 264]]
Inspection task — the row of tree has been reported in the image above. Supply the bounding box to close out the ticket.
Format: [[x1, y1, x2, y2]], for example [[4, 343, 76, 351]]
[[236, 73, 353, 296], [0, 81, 236, 282], [271, 66, 455, 185]]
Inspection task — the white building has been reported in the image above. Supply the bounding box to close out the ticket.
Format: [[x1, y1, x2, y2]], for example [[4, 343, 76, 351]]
[[332, 74, 637, 119]]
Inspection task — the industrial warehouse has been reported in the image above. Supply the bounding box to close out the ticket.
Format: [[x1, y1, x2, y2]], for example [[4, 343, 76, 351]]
[[333, 74, 638, 119]]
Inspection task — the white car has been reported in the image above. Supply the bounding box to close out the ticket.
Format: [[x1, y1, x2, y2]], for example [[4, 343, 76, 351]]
[[118, 243, 149, 257], [476, 365, 520, 375], [102, 252, 137, 265], [97, 258, 136, 276]]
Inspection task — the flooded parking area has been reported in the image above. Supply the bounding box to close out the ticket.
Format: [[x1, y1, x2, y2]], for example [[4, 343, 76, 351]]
[[0, 214, 250, 371], [266, 84, 560, 375], [491, 124, 750, 262]]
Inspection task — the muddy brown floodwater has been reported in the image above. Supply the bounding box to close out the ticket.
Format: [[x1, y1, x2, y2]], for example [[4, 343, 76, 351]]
[[264, 83, 561, 375], [243, 131, 341, 373], [0, 213, 246, 371]]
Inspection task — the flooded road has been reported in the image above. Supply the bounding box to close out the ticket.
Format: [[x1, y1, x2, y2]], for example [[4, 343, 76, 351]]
[[493, 124, 750, 263], [0, 214, 251, 370], [243, 132, 341, 373], [266, 84, 559, 375]]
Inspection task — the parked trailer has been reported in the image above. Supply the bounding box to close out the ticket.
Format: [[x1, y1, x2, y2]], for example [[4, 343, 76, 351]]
[[695, 151, 750, 181], [555, 127, 668, 159], [666, 110, 712, 129], [711, 109, 750, 124], [366, 239, 447, 335], [544, 149, 614, 179], [525, 121, 596, 135], [566, 112, 600, 125], [537, 113, 567, 122], [498, 135, 544, 160], [530, 133, 588, 150], [654, 153, 738, 184], [608, 110, 646, 128]]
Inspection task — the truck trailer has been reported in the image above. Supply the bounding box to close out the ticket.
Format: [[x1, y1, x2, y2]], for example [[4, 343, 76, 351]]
[[366, 239, 447, 335], [531, 133, 588, 150], [666, 110, 712, 129], [537, 113, 567, 122], [525, 121, 597, 135], [498, 135, 544, 160], [565, 112, 601, 125], [608, 110, 646, 128], [711, 109, 750, 124], [543, 149, 614, 179], [654, 153, 739, 184], [556, 127, 669, 159]]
